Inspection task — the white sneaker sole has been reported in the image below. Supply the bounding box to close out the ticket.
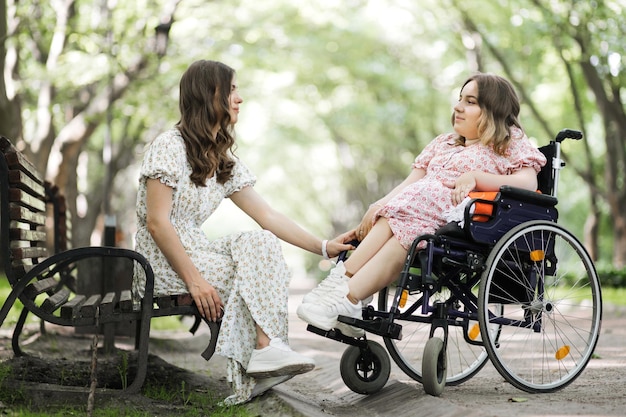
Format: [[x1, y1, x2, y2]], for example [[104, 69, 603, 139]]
[[246, 362, 315, 378], [250, 374, 294, 398], [335, 321, 365, 338]]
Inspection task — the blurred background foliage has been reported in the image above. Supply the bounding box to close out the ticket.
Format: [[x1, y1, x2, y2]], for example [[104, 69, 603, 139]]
[[1, 0, 625, 282]]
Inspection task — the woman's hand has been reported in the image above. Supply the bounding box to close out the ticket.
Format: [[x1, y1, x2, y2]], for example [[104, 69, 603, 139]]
[[450, 172, 477, 206], [325, 230, 357, 258], [188, 278, 224, 322], [356, 204, 381, 241]]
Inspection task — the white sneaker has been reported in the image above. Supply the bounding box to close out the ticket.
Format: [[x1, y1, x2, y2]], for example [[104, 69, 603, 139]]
[[297, 283, 362, 331], [302, 261, 349, 304], [335, 321, 365, 338], [246, 338, 315, 378]]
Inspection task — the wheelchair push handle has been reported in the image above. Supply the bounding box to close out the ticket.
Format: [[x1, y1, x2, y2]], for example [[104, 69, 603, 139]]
[[555, 129, 583, 143]]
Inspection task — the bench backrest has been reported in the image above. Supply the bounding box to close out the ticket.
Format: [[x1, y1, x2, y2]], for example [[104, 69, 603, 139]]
[[45, 181, 72, 254], [1, 136, 50, 287]]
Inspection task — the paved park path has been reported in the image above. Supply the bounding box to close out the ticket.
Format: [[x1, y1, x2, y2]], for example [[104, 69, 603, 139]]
[[160, 273, 625, 417]]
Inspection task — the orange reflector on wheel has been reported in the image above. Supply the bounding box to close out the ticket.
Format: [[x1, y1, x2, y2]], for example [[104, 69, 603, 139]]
[[399, 289, 408, 308], [530, 250, 545, 262], [555, 345, 570, 360], [468, 323, 480, 340]]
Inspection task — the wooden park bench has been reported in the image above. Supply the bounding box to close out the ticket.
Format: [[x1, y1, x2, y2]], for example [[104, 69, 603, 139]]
[[0, 135, 219, 394]]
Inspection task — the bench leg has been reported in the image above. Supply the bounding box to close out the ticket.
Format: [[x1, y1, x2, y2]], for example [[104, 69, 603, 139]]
[[11, 308, 29, 357], [200, 320, 221, 361], [125, 317, 151, 394]]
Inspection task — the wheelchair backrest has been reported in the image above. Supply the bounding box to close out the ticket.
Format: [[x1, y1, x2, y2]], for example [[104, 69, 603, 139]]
[[536, 129, 583, 198], [537, 143, 556, 196]]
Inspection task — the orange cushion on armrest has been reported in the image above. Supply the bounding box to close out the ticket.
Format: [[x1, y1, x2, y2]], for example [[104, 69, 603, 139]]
[[468, 191, 499, 222]]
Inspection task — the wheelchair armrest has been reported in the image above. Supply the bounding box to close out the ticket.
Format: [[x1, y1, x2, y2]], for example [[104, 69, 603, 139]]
[[499, 185, 557, 207], [463, 186, 559, 244]]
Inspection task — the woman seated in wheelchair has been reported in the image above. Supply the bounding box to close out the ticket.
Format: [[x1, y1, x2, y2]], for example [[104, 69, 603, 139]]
[[297, 73, 547, 337]]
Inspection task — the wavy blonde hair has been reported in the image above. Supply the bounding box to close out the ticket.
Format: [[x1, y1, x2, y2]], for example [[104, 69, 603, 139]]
[[176, 60, 236, 186], [452, 73, 522, 155]]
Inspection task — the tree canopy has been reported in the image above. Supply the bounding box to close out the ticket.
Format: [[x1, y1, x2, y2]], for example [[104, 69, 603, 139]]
[[1, 0, 624, 273]]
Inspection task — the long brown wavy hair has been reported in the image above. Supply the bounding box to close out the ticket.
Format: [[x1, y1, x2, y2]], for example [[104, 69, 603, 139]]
[[452, 73, 522, 155], [176, 60, 236, 186]]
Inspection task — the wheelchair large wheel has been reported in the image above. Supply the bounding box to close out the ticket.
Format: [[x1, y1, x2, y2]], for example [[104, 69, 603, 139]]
[[478, 220, 602, 393], [379, 284, 494, 386], [340, 340, 391, 395]]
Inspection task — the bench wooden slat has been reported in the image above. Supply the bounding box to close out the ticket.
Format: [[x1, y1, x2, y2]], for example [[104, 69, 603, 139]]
[[79, 294, 102, 318], [155, 295, 174, 308], [9, 204, 46, 226], [7, 168, 45, 198], [61, 295, 87, 319], [22, 277, 59, 299], [100, 292, 118, 316], [41, 287, 71, 314], [4, 146, 45, 185], [9, 188, 46, 212], [9, 228, 47, 242], [46, 182, 73, 253], [10, 246, 48, 261], [118, 290, 134, 312], [176, 293, 193, 306]]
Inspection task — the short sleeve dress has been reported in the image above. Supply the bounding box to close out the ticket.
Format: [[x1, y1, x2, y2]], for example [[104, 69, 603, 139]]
[[377, 127, 547, 249], [133, 128, 291, 404]]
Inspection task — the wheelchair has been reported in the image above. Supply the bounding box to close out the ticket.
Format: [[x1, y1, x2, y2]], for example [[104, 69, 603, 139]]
[[307, 128, 602, 396]]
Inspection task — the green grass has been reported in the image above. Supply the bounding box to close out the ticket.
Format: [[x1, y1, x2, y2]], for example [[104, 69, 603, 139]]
[[0, 361, 252, 417]]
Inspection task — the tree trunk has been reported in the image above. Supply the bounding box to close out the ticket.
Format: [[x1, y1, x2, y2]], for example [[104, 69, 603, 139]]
[[0, 0, 21, 140]]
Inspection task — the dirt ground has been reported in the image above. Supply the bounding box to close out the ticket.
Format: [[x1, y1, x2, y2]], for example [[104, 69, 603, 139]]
[[1, 278, 625, 417]]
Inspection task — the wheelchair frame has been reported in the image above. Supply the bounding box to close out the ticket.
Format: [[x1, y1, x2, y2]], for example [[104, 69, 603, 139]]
[[307, 129, 602, 396]]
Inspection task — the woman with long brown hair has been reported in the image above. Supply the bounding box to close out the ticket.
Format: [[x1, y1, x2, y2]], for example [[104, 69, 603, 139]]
[[133, 60, 355, 404]]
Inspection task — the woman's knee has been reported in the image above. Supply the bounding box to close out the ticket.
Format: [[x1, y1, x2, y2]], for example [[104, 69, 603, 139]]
[[236, 230, 282, 255], [254, 229, 280, 246]]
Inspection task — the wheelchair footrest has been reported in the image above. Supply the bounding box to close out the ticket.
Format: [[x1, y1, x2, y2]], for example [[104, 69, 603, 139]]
[[337, 316, 403, 340], [306, 324, 367, 346]]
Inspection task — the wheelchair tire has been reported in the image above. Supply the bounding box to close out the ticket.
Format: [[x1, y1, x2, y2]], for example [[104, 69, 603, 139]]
[[379, 285, 491, 386], [478, 220, 602, 393], [422, 337, 447, 396], [340, 340, 390, 395]]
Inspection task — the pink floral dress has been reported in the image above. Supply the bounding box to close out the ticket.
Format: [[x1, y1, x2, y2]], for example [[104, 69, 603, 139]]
[[133, 128, 290, 404], [377, 127, 547, 249]]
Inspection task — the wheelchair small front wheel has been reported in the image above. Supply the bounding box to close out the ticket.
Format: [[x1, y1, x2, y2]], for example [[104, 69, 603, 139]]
[[422, 337, 447, 396], [340, 340, 391, 395]]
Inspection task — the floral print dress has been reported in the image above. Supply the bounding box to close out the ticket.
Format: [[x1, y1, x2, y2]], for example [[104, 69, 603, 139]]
[[133, 128, 290, 404], [377, 127, 547, 249]]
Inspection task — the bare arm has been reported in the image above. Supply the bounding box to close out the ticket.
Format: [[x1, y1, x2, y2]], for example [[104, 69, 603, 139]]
[[229, 186, 356, 257], [450, 167, 538, 205], [145, 178, 223, 321]]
